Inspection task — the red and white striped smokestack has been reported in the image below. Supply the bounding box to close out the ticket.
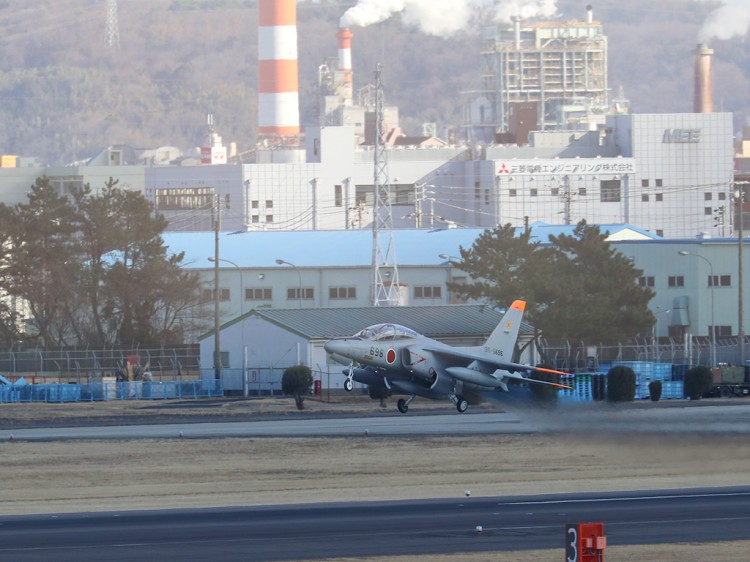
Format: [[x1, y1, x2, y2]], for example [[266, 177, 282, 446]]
[[258, 0, 300, 137], [337, 27, 353, 100], [693, 43, 714, 113]]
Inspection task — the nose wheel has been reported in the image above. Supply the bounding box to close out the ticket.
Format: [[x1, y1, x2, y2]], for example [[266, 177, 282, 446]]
[[344, 363, 354, 392]]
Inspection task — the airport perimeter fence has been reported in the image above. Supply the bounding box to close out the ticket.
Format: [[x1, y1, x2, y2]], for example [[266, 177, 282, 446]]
[[0, 345, 200, 383], [0, 379, 224, 404], [540, 335, 749, 373]]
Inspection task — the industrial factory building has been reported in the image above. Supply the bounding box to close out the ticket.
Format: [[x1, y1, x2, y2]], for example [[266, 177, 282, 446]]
[[0, 5, 739, 241], [467, 5, 611, 142]]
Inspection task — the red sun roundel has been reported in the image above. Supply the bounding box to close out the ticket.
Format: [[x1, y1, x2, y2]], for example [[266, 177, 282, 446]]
[[386, 349, 396, 364]]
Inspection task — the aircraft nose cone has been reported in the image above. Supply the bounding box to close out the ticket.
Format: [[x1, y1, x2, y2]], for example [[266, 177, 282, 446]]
[[324, 338, 344, 354], [324, 338, 352, 365]]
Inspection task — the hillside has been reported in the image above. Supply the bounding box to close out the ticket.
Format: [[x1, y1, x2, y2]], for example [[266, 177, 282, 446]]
[[0, 0, 747, 165]]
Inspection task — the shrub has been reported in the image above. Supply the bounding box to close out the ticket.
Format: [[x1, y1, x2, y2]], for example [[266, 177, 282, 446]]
[[606, 365, 636, 402], [648, 380, 662, 402], [684, 365, 714, 400], [282, 365, 313, 410]]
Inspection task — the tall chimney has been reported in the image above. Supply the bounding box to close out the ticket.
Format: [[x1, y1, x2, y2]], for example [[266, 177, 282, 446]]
[[693, 43, 714, 113], [512, 16, 521, 50], [586, 5, 593, 24], [258, 0, 300, 137], [337, 27, 354, 101]]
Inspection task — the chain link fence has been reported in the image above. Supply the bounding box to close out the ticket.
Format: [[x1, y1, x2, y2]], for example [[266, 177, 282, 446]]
[[540, 336, 749, 372], [0, 346, 200, 383]]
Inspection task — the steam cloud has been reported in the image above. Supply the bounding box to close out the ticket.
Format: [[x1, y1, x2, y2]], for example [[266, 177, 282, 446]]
[[339, 0, 559, 36], [696, 0, 750, 42]]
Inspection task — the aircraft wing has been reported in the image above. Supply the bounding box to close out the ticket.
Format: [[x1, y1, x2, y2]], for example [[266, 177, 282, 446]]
[[422, 345, 571, 384]]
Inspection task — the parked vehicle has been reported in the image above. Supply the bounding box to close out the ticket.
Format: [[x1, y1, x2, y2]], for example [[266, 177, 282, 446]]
[[707, 365, 750, 398]]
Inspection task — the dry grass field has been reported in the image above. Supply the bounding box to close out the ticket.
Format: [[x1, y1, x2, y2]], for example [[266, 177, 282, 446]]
[[2, 396, 750, 561]]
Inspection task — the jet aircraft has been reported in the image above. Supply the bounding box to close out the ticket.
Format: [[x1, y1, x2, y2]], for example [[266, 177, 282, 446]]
[[324, 300, 571, 413]]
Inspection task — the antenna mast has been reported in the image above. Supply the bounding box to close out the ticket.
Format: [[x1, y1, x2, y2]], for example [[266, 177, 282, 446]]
[[105, 0, 120, 49], [371, 64, 400, 306]]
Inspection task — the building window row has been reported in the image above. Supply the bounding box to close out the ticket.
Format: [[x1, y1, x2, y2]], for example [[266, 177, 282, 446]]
[[415, 285, 442, 299], [202, 288, 230, 302], [668, 275, 684, 288], [156, 187, 214, 211], [708, 275, 731, 287], [330, 287, 356, 300], [287, 287, 314, 301], [639, 274, 731, 288], [641, 179, 663, 188], [207, 284, 456, 303], [246, 288, 272, 300]]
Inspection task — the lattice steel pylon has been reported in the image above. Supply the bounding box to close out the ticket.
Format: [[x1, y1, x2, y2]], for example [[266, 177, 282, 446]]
[[370, 64, 400, 306], [105, 0, 120, 49]]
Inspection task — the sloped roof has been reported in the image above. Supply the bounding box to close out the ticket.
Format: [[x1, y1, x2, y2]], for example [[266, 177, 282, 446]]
[[206, 304, 535, 341], [165, 224, 659, 270]]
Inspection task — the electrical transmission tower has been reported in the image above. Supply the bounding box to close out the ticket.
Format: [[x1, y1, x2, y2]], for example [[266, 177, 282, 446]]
[[370, 64, 400, 306], [105, 0, 120, 49]]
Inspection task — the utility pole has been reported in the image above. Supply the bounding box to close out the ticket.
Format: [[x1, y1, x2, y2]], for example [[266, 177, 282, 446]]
[[213, 193, 221, 381], [737, 182, 748, 366]]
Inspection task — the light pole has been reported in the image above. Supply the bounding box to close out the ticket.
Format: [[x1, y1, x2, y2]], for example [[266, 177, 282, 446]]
[[276, 258, 302, 308], [652, 307, 671, 362], [679, 251, 716, 367], [209, 257, 244, 318], [438, 254, 461, 304], [209, 257, 247, 396]]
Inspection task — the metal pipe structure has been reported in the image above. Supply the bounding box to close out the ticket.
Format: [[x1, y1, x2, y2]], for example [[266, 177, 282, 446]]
[[679, 251, 716, 367], [693, 43, 714, 113]]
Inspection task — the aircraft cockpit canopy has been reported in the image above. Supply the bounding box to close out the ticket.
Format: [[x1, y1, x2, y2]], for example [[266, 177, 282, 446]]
[[354, 323, 418, 341]]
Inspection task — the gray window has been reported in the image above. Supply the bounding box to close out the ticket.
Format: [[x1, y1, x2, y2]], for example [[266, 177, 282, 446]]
[[600, 180, 621, 203], [415, 286, 442, 299], [329, 287, 356, 300]]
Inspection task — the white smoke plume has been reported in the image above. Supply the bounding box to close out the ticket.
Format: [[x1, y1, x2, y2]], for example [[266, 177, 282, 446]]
[[339, 0, 559, 36], [695, 0, 750, 42]]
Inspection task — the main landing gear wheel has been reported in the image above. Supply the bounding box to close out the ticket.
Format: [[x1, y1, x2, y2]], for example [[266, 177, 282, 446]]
[[456, 397, 469, 413], [344, 379, 353, 392], [397, 395, 415, 414]]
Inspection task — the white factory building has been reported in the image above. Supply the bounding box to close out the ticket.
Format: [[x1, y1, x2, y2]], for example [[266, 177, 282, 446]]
[[0, 111, 734, 239]]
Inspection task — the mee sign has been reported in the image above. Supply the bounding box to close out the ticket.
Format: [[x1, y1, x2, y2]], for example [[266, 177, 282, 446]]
[[663, 129, 701, 143]]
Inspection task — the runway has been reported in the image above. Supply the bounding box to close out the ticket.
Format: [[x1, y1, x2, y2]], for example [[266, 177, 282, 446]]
[[1, 487, 749, 561], [3, 403, 750, 560], [2, 401, 750, 441]]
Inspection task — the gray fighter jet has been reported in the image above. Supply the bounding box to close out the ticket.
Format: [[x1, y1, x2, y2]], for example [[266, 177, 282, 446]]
[[324, 299, 571, 413]]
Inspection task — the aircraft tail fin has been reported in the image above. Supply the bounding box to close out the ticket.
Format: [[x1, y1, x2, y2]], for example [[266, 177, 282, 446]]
[[482, 300, 526, 361]]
